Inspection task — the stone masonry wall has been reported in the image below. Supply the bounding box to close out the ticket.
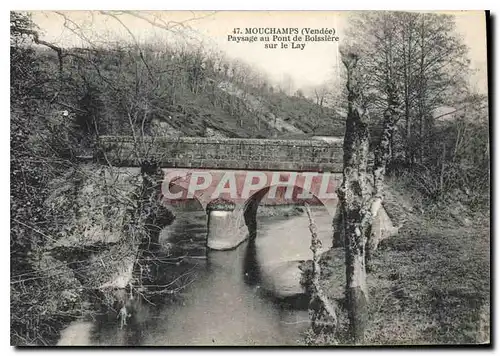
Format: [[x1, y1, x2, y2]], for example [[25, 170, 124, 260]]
[[97, 136, 344, 172]]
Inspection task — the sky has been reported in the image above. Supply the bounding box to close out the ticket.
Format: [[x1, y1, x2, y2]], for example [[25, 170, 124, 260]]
[[30, 10, 488, 93]]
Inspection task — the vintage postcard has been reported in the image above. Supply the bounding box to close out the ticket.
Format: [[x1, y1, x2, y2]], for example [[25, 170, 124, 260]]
[[10, 10, 490, 346]]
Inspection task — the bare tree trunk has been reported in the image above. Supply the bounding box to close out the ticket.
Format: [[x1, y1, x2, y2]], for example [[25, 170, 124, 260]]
[[366, 81, 401, 268], [419, 113, 425, 163], [439, 142, 446, 196], [338, 51, 371, 344], [338, 50, 401, 344], [418, 16, 426, 164], [305, 204, 338, 339], [403, 28, 412, 164]]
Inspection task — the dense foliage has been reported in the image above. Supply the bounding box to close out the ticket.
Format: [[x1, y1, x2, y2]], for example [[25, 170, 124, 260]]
[[345, 11, 489, 206]]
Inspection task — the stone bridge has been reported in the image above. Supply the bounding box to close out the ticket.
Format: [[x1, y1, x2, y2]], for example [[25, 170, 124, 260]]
[[97, 136, 393, 250], [97, 136, 344, 172]]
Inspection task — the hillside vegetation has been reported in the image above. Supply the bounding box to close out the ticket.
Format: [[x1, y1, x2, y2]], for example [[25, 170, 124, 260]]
[[27, 42, 345, 142]]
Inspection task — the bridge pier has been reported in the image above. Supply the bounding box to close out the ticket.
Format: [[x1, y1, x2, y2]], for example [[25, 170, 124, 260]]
[[206, 199, 248, 251]]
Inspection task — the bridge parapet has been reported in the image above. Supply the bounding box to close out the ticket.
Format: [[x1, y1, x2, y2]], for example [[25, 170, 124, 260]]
[[97, 136, 344, 172]]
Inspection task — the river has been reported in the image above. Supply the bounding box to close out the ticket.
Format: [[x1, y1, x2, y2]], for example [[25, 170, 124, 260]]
[[57, 205, 333, 346]]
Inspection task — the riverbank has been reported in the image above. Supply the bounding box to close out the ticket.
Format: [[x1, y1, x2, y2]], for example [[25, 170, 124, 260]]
[[257, 205, 305, 217], [307, 210, 490, 345]]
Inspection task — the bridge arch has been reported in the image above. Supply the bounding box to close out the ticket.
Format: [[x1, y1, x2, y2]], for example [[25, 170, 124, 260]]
[[159, 169, 342, 251], [240, 183, 337, 241], [161, 171, 210, 212], [239, 184, 336, 293], [241, 181, 338, 218]]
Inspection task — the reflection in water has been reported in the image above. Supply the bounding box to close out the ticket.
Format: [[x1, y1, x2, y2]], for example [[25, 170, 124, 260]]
[[141, 242, 309, 346], [243, 239, 261, 286], [58, 207, 333, 346]]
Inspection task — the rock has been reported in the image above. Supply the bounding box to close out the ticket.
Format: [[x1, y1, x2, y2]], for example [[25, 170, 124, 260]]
[[57, 321, 94, 346], [150, 118, 182, 137], [205, 127, 228, 138], [255, 208, 332, 298], [259, 261, 305, 298], [371, 204, 400, 249]]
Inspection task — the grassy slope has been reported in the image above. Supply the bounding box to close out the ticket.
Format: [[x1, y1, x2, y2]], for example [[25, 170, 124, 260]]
[[366, 216, 490, 344], [158, 88, 345, 139], [314, 197, 490, 345], [259, 91, 346, 137]]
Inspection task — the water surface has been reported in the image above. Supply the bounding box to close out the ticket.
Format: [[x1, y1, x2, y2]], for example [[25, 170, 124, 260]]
[[58, 206, 333, 346]]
